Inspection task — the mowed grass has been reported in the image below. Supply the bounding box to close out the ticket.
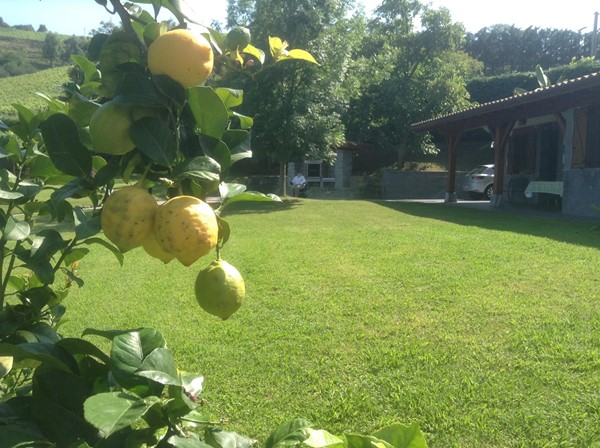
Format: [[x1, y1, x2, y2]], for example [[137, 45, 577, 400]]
[[60, 200, 600, 448]]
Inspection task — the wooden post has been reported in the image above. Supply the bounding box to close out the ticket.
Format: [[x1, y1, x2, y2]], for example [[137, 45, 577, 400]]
[[489, 121, 516, 206], [443, 132, 462, 202]]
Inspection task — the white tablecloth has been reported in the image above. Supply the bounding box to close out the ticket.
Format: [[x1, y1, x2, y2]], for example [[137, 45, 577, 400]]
[[524, 181, 564, 198]]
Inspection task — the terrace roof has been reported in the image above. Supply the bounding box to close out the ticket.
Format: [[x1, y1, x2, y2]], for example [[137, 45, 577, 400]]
[[411, 71, 600, 135]]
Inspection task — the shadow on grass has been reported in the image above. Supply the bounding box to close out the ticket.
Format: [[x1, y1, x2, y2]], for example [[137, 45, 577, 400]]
[[221, 198, 303, 216], [373, 200, 600, 249]]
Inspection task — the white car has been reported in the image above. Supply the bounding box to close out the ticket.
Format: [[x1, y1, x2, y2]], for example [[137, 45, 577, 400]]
[[463, 164, 494, 199]]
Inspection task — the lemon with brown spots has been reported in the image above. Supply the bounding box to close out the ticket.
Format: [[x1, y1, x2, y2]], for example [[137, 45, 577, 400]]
[[147, 29, 214, 88], [154, 196, 218, 266], [101, 187, 158, 252]]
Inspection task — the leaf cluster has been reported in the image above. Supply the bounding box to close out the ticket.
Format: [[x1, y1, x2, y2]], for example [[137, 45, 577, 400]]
[[0, 325, 429, 447]]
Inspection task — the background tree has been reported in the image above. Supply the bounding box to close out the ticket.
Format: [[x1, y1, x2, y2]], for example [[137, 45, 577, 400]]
[[465, 25, 590, 75], [344, 0, 480, 165], [62, 35, 89, 63], [42, 31, 64, 66], [224, 0, 356, 194]]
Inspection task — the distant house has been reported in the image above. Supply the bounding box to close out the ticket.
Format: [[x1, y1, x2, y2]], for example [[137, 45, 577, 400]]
[[411, 72, 600, 218]]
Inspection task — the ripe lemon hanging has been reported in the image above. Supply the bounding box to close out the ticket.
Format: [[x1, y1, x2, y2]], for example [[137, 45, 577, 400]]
[[195, 259, 245, 320], [101, 187, 158, 252], [147, 29, 214, 88], [153, 195, 218, 266], [143, 230, 175, 264]]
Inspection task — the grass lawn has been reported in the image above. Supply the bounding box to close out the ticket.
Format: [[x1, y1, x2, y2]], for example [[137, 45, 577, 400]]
[[60, 199, 600, 448]]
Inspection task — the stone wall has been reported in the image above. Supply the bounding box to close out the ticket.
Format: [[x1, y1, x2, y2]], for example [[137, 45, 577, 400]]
[[380, 170, 468, 200], [563, 168, 600, 217]]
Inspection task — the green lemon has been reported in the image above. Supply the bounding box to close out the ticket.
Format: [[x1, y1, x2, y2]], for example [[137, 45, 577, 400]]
[[225, 27, 251, 51], [89, 101, 136, 155], [195, 259, 245, 320]]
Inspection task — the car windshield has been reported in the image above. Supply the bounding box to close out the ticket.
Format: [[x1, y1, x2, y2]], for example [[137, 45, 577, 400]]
[[467, 165, 490, 176]]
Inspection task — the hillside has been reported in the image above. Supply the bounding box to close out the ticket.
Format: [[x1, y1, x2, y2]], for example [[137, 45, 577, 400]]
[[0, 66, 70, 122], [0, 26, 79, 78]]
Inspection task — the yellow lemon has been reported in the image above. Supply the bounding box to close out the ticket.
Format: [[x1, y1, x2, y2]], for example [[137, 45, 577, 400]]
[[101, 187, 158, 252], [89, 101, 136, 155], [143, 230, 175, 264], [147, 29, 214, 88], [195, 259, 245, 320], [154, 196, 218, 266]]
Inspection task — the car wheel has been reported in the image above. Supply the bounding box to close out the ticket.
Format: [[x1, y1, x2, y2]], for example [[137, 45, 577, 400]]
[[484, 184, 494, 200]]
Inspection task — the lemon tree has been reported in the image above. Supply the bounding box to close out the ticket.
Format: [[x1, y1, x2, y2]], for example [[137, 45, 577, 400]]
[[0, 1, 428, 447]]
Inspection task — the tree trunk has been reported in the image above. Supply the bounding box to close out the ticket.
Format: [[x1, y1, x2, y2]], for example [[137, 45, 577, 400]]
[[395, 145, 407, 169], [279, 162, 287, 197]]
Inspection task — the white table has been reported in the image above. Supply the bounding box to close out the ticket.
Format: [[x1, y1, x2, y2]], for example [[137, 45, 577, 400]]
[[524, 181, 564, 198]]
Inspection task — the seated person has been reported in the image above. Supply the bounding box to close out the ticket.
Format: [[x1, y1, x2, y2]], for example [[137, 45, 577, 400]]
[[291, 172, 306, 197]]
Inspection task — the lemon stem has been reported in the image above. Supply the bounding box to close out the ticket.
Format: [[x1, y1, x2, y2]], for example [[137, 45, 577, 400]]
[[135, 163, 152, 187]]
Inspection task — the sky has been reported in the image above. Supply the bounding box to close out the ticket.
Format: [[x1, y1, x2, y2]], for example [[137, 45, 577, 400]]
[[0, 0, 598, 36]]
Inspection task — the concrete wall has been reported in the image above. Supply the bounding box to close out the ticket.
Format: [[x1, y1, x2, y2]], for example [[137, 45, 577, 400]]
[[563, 168, 600, 217], [381, 170, 467, 200]]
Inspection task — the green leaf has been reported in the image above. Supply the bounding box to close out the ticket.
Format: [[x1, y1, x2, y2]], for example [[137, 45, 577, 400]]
[[2, 136, 23, 161], [371, 423, 428, 448], [232, 112, 253, 129], [242, 44, 265, 64], [30, 229, 68, 263], [205, 428, 256, 448], [268, 36, 287, 58], [63, 268, 85, 287], [0, 343, 74, 372], [130, 116, 177, 166], [84, 392, 160, 437], [82, 327, 145, 340], [217, 215, 230, 246], [198, 134, 231, 173], [64, 247, 90, 265], [39, 114, 93, 178], [28, 261, 55, 285], [57, 338, 111, 365], [215, 88, 244, 109], [222, 191, 282, 208], [265, 418, 312, 448], [68, 93, 100, 127], [222, 130, 252, 164], [135, 347, 180, 386], [168, 435, 212, 448], [2, 215, 30, 241], [71, 54, 100, 84], [219, 182, 246, 201], [113, 71, 168, 108], [110, 329, 167, 387], [0, 356, 13, 378], [304, 429, 344, 448], [32, 368, 94, 446], [27, 153, 64, 179], [173, 156, 221, 184], [188, 87, 229, 139], [345, 434, 394, 448], [0, 189, 24, 201], [284, 49, 319, 65], [74, 206, 101, 240], [82, 237, 124, 266]]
